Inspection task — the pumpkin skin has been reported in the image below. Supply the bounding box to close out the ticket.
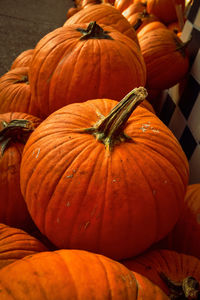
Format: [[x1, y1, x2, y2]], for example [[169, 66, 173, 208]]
[[146, 0, 185, 24], [0, 249, 169, 300], [29, 22, 146, 118], [122, 249, 200, 298], [138, 27, 189, 90], [20, 88, 189, 260], [0, 112, 41, 230], [10, 49, 34, 70], [154, 184, 200, 260], [114, 0, 142, 13], [0, 67, 40, 117], [63, 4, 139, 45], [0, 223, 47, 269]]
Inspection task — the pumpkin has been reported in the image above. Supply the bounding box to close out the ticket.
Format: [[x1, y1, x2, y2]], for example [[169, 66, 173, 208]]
[[0, 112, 41, 230], [168, 21, 182, 36], [114, 0, 143, 13], [122, 2, 147, 23], [0, 223, 47, 269], [129, 10, 159, 33], [146, 0, 185, 24], [29, 22, 146, 118], [66, 6, 81, 19], [10, 49, 34, 70], [0, 249, 169, 299], [137, 20, 166, 35], [0, 67, 40, 117], [137, 26, 190, 90], [20, 87, 189, 260], [122, 249, 200, 299], [63, 4, 139, 45], [154, 184, 200, 260]]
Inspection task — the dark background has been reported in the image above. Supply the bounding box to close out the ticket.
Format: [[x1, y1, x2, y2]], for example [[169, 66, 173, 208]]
[[0, 0, 74, 76]]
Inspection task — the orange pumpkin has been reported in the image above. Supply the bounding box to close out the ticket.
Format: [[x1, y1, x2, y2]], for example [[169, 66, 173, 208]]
[[29, 22, 146, 118], [123, 249, 200, 299], [64, 4, 139, 44], [138, 26, 190, 90], [0, 67, 40, 117], [146, 0, 185, 24], [10, 49, 34, 70], [0, 249, 169, 299], [0, 223, 47, 269], [114, 0, 142, 13], [20, 87, 189, 260], [0, 112, 41, 230], [154, 184, 200, 260]]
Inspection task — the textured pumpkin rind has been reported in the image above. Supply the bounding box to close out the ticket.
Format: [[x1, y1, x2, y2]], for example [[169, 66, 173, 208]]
[[0, 223, 47, 269], [29, 23, 146, 118], [0, 249, 169, 299], [10, 49, 34, 70], [122, 249, 200, 296], [64, 4, 139, 44], [20, 98, 189, 260], [0, 112, 41, 230], [0, 67, 40, 117], [155, 184, 200, 260]]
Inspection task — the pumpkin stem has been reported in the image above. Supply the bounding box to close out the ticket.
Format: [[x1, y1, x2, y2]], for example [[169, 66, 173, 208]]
[[77, 21, 113, 40], [133, 18, 143, 31], [0, 119, 35, 156], [81, 87, 148, 151], [175, 35, 192, 56], [159, 272, 200, 299], [13, 75, 29, 85]]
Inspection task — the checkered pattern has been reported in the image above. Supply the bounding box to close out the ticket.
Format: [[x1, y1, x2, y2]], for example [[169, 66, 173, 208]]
[[158, 0, 200, 184]]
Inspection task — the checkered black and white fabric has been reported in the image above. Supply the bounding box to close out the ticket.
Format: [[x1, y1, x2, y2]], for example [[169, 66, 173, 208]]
[[158, 0, 200, 184]]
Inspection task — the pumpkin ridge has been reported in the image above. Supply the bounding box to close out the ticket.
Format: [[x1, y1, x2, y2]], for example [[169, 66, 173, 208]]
[[33, 34, 77, 113], [139, 138, 188, 192], [65, 143, 105, 248], [41, 137, 103, 236], [124, 143, 159, 241]]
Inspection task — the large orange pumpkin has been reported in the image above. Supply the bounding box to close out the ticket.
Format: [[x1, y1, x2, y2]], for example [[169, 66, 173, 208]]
[[29, 22, 146, 118], [0, 112, 41, 230], [20, 87, 189, 260], [63, 4, 139, 44], [0, 67, 40, 117], [0, 223, 47, 269], [0, 249, 169, 299], [154, 184, 200, 260], [137, 26, 190, 90], [122, 249, 200, 299]]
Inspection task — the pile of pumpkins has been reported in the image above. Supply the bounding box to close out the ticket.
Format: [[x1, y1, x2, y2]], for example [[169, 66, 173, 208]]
[[0, 0, 199, 298]]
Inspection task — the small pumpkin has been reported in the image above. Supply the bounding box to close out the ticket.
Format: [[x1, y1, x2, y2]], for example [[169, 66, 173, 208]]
[[138, 26, 190, 90], [0, 249, 169, 299], [130, 10, 159, 33], [20, 87, 189, 260], [114, 0, 143, 14], [0, 67, 40, 117], [154, 184, 200, 260], [64, 4, 139, 44], [146, 0, 185, 24], [10, 49, 34, 70], [0, 223, 47, 269], [0, 112, 41, 230], [29, 22, 146, 118], [122, 249, 200, 299]]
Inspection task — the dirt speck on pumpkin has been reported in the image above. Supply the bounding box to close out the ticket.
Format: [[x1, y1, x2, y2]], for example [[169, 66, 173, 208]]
[[56, 217, 60, 223], [66, 201, 70, 207], [66, 174, 73, 178]]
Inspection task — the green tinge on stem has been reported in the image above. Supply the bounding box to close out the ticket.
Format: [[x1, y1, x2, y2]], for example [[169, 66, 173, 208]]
[[80, 87, 148, 151]]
